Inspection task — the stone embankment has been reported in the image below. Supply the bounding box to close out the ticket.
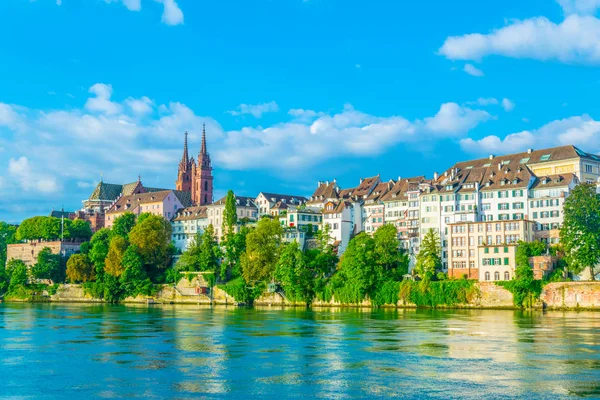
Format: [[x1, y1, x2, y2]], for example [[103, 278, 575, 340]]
[[541, 282, 600, 310]]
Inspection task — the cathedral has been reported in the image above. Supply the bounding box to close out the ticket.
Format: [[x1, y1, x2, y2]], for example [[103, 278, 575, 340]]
[[176, 124, 214, 206]]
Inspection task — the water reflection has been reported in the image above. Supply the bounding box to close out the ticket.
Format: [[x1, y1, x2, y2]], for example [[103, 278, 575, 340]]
[[0, 303, 599, 399]]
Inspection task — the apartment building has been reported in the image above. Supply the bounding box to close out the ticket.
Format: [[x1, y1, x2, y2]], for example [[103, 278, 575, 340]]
[[363, 180, 394, 234], [206, 195, 258, 240], [255, 192, 307, 216], [104, 190, 184, 228], [447, 220, 535, 280], [381, 177, 424, 253], [171, 206, 209, 252]]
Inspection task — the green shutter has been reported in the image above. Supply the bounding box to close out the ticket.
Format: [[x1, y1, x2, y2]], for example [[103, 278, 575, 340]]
[[494, 247, 499, 253], [504, 247, 508, 253], [484, 247, 489, 254], [504, 258, 509, 266]]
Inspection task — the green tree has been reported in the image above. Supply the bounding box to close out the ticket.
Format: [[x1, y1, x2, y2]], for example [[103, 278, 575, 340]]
[[67, 219, 93, 241], [88, 228, 111, 280], [560, 183, 600, 280], [0, 222, 17, 267], [415, 228, 441, 281], [66, 254, 95, 283], [337, 233, 378, 300], [8, 261, 28, 291], [31, 247, 65, 283], [112, 212, 137, 238], [241, 218, 282, 283], [105, 236, 128, 277], [197, 225, 221, 274], [223, 190, 238, 232], [120, 245, 153, 297], [373, 224, 409, 280], [129, 214, 172, 269], [221, 190, 241, 281]]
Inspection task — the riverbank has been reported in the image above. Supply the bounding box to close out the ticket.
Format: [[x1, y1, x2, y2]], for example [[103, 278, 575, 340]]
[[4, 279, 600, 310]]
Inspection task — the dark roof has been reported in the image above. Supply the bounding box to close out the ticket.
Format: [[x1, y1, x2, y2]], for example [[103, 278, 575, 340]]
[[212, 195, 257, 208], [271, 201, 289, 210], [173, 190, 193, 207], [259, 192, 308, 205], [172, 206, 208, 221], [380, 176, 425, 202], [365, 181, 394, 203], [49, 210, 74, 219], [307, 181, 339, 204], [87, 180, 167, 202]]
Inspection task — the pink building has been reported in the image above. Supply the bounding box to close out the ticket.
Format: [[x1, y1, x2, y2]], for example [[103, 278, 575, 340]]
[[105, 190, 184, 228]]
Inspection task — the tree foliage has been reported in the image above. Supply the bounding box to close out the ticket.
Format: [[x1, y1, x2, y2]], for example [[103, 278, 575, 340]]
[[241, 218, 282, 283], [0, 222, 17, 267], [112, 212, 137, 238], [105, 236, 128, 277], [66, 254, 95, 283], [31, 247, 65, 283], [415, 228, 441, 281], [560, 183, 600, 279], [129, 214, 172, 269]]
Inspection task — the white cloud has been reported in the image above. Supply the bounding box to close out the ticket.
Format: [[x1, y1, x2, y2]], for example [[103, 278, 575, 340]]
[[85, 83, 122, 115], [104, 0, 142, 11], [557, 0, 600, 14], [228, 101, 280, 118], [288, 108, 325, 121], [125, 96, 154, 115], [0, 103, 25, 130], [467, 97, 499, 106], [439, 15, 600, 65], [502, 98, 515, 111], [463, 63, 484, 77], [423, 103, 492, 135], [460, 115, 600, 155], [8, 156, 59, 194], [56, 0, 62, 5], [155, 0, 184, 25]]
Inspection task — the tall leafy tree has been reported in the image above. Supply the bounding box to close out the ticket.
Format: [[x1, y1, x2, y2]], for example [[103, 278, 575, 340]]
[[119, 245, 152, 297], [415, 228, 441, 281], [9, 261, 28, 291], [274, 241, 318, 302], [129, 214, 172, 269], [67, 219, 93, 241], [66, 254, 95, 283], [0, 222, 17, 267], [112, 212, 137, 238], [337, 233, 378, 299], [561, 183, 600, 280], [241, 218, 282, 283], [88, 228, 111, 280], [197, 224, 221, 274], [373, 224, 409, 280], [223, 190, 238, 232], [105, 236, 128, 277], [221, 190, 240, 280], [31, 247, 65, 283]]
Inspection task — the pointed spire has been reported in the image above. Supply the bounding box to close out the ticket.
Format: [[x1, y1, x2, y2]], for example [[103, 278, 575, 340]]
[[182, 131, 189, 163], [138, 174, 141, 183], [201, 123, 207, 155]]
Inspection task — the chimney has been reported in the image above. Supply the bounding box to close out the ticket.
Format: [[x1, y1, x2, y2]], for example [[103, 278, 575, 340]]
[[444, 171, 448, 177], [398, 176, 402, 181], [489, 154, 495, 160], [360, 177, 363, 184], [498, 163, 502, 171], [326, 180, 329, 185], [527, 148, 533, 154], [433, 172, 439, 180]]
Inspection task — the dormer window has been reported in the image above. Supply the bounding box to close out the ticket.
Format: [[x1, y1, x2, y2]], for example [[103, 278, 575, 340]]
[[512, 179, 518, 184]]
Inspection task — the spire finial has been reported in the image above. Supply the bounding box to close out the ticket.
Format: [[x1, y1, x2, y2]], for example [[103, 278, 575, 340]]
[[182, 131, 189, 163], [201, 123, 207, 155], [138, 174, 141, 183]]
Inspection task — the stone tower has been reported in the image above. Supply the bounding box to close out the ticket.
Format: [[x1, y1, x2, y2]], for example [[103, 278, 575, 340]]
[[193, 124, 214, 205], [175, 131, 195, 193]]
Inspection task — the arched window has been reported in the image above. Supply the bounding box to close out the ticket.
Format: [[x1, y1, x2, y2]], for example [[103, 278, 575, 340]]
[[504, 271, 510, 281], [494, 271, 500, 281], [204, 181, 208, 191], [204, 194, 208, 204], [485, 272, 490, 281]]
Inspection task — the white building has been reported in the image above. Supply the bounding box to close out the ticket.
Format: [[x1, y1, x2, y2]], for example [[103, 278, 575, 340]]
[[255, 192, 307, 216], [171, 206, 209, 252], [207, 194, 258, 240]]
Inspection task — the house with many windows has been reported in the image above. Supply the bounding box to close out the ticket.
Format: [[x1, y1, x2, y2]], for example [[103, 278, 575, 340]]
[[171, 206, 209, 252]]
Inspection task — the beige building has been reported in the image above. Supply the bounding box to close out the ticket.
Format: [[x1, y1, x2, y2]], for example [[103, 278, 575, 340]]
[[447, 220, 535, 281], [104, 190, 184, 228], [6, 241, 81, 267]]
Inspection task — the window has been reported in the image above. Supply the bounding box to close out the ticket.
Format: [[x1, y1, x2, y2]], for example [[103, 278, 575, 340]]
[[504, 257, 509, 266], [540, 154, 551, 161], [504, 271, 510, 280], [494, 247, 499, 253], [504, 247, 509, 253], [484, 247, 489, 254], [586, 164, 593, 173], [494, 271, 500, 280], [485, 272, 490, 281]]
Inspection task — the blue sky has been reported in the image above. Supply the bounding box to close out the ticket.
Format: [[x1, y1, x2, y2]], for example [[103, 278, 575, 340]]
[[1, 0, 600, 222]]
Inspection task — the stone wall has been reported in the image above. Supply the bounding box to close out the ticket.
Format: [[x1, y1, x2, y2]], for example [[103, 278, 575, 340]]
[[6, 241, 81, 266], [541, 282, 600, 309]]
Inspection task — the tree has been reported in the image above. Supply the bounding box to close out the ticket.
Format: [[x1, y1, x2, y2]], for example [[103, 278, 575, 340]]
[[560, 183, 600, 280], [129, 214, 172, 269], [112, 212, 137, 238], [373, 224, 409, 280], [197, 224, 221, 274], [337, 233, 378, 299], [104, 236, 128, 277], [8, 261, 28, 291], [241, 218, 282, 283], [415, 228, 441, 281], [88, 228, 111, 280], [120, 245, 153, 297], [31, 247, 65, 283], [68, 219, 93, 241], [274, 241, 318, 302], [66, 254, 95, 283], [223, 190, 238, 233], [0, 222, 17, 267]]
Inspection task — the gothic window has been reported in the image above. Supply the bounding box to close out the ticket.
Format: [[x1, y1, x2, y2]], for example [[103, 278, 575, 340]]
[[204, 194, 208, 204], [204, 181, 208, 191]]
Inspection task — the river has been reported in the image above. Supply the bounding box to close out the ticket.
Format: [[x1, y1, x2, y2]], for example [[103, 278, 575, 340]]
[[0, 303, 599, 399]]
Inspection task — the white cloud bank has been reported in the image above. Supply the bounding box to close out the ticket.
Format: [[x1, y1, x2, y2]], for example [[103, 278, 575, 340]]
[[101, 0, 183, 25], [228, 101, 280, 118]]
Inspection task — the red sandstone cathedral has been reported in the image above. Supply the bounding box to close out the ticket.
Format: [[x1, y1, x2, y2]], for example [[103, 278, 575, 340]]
[[176, 124, 214, 206]]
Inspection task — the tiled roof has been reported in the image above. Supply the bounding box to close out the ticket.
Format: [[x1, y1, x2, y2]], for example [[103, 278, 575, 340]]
[[173, 190, 193, 207], [380, 176, 425, 202], [172, 206, 208, 221], [530, 173, 578, 189], [307, 181, 339, 204], [271, 201, 289, 210], [259, 192, 308, 205], [322, 200, 352, 214], [365, 180, 394, 202], [88, 182, 124, 201], [212, 195, 257, 208], [106, 190, 174, 214], [49, 210, 74, 219]]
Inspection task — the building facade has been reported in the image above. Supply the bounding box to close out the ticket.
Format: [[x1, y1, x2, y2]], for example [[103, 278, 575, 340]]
[[206, 194, 258, 240], [171, 206, 209, 252], [104, 190, 184, 228]]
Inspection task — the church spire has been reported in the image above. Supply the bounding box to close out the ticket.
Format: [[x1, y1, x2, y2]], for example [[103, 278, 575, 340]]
[[181, 131, 189, 163], [201, 123, 207, 155]]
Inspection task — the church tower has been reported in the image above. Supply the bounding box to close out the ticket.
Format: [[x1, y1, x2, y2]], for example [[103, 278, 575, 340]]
[[193, 124, 214, 205], [176, 131, 195, 193]]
